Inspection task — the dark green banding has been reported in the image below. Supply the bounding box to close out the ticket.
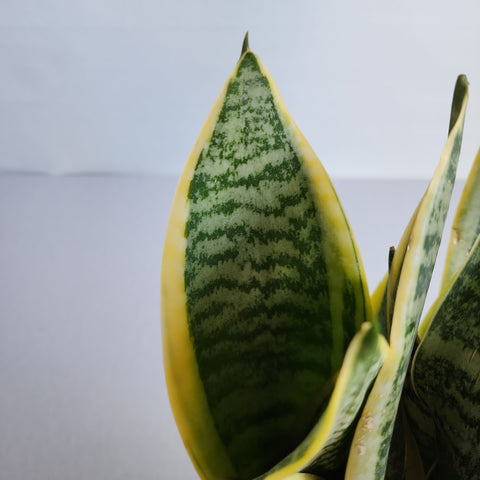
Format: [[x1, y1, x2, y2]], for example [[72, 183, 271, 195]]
[[344, 73, 468, 480], [184, 52, 362, 479], [442, 147, 480, 288], [413, 234, 480, 479], [256, 323, 385, 480]]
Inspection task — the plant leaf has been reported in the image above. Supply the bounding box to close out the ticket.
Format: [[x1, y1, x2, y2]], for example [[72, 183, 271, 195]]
[[400, 404, 427, 480], [385, 400, 429, 480], [345, 75, 469, 480], [411, 164, 480, 479], [401, 371, 438, 476], [372, 272, 388, 339], [440, 147, 480, 292], [402, 150, 480, 474], [255, 322, 388, 480], [162, 36, 370, 480]]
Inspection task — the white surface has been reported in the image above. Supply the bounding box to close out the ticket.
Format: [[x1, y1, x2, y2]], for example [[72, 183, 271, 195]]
[[1, 0, 480, 177], [0, 174, 465, 480]]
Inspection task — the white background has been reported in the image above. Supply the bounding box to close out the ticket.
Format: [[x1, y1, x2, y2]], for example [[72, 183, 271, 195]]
[[1, 0, 480, 177], [3, 175, 465, 480]]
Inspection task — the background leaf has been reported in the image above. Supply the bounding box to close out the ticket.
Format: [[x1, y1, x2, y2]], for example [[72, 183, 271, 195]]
[[411, 234, 480, 479], [411, 148, 480, 479], [345, 75, 469, 480], [441, 148, 480, 288]]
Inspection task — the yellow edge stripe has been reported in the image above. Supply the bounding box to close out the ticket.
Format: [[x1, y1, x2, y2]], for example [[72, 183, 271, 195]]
[[344, 344, 399, 480], [160, 54, 251, 480], [394, 87, 468, 345], [371, 273, 387, 321], [417, 233, 480, 352], [386, 203, 421, 336], [253, 55, 371, 371], [163, 44, 371, 479], [416, 291, 443, 342], [418, 149, 480, 340], [283, 475, 326, 480], [263, 324, 389, 480], [441, 146, 480, 289], [413, 230, 480, 396], [345, 78, 468, 480]]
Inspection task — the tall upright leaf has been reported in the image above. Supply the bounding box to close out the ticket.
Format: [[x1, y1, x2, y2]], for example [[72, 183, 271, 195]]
[[440, 147, 480, 290], [411, 149, 480, 479], [162, 36, 372, 480], [345, 75, 469, 480]]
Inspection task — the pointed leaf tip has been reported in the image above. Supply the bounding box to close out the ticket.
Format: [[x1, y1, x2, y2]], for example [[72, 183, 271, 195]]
[[241, 32, 250, 57], [449, 74, 469, 134]]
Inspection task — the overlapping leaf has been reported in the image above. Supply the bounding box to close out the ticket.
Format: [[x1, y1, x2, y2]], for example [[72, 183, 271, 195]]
[[258, 323, 388, 480], [345, 75, 469, 480], [441, 148, 480, 290], [162, 35, 477, 480], [410, 147, 480, 479]]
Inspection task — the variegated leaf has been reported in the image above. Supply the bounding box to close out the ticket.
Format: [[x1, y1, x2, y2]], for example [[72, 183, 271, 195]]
[[401, 371, 438, 476], [256, 323, 388, 480], [411, 150, 480, 479], [345, 75, 469, 480], [162, 35, 372, 480], [441, 143, 480, 290]]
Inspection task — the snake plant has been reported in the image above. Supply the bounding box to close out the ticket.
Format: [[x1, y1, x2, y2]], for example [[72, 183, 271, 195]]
[[161, 35, 477, 479]]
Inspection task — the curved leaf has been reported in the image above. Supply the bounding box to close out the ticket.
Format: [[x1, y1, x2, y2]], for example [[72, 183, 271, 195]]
[[162, 36, 370, 480], [418, 147, 480, 340], [372, 272, 388, 339], [441, 147, 480, 290], [411, 234, 480, 479], [345, 75, 469, 480], [411, 158, 480, 479], [257, 323, 388, 480]]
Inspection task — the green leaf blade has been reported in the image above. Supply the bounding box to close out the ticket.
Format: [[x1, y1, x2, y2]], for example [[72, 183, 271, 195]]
[[441, 147, 480, 290], [184, 50, 364, 479], [412, 234, 480, 479], [257, 323, 388, 480], [345, 75, 469, 480], [162, 40, 370, 480], [401, 374, 438, 475]]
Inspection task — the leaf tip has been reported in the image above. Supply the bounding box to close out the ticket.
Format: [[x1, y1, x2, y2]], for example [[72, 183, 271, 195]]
[[449, 74, 469, 134], [241, 31, 250, 57]]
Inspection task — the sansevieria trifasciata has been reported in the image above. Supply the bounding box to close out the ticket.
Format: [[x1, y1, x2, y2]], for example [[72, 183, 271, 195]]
[[162, 35, 476, 480], [162, 34, 387, 480]]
